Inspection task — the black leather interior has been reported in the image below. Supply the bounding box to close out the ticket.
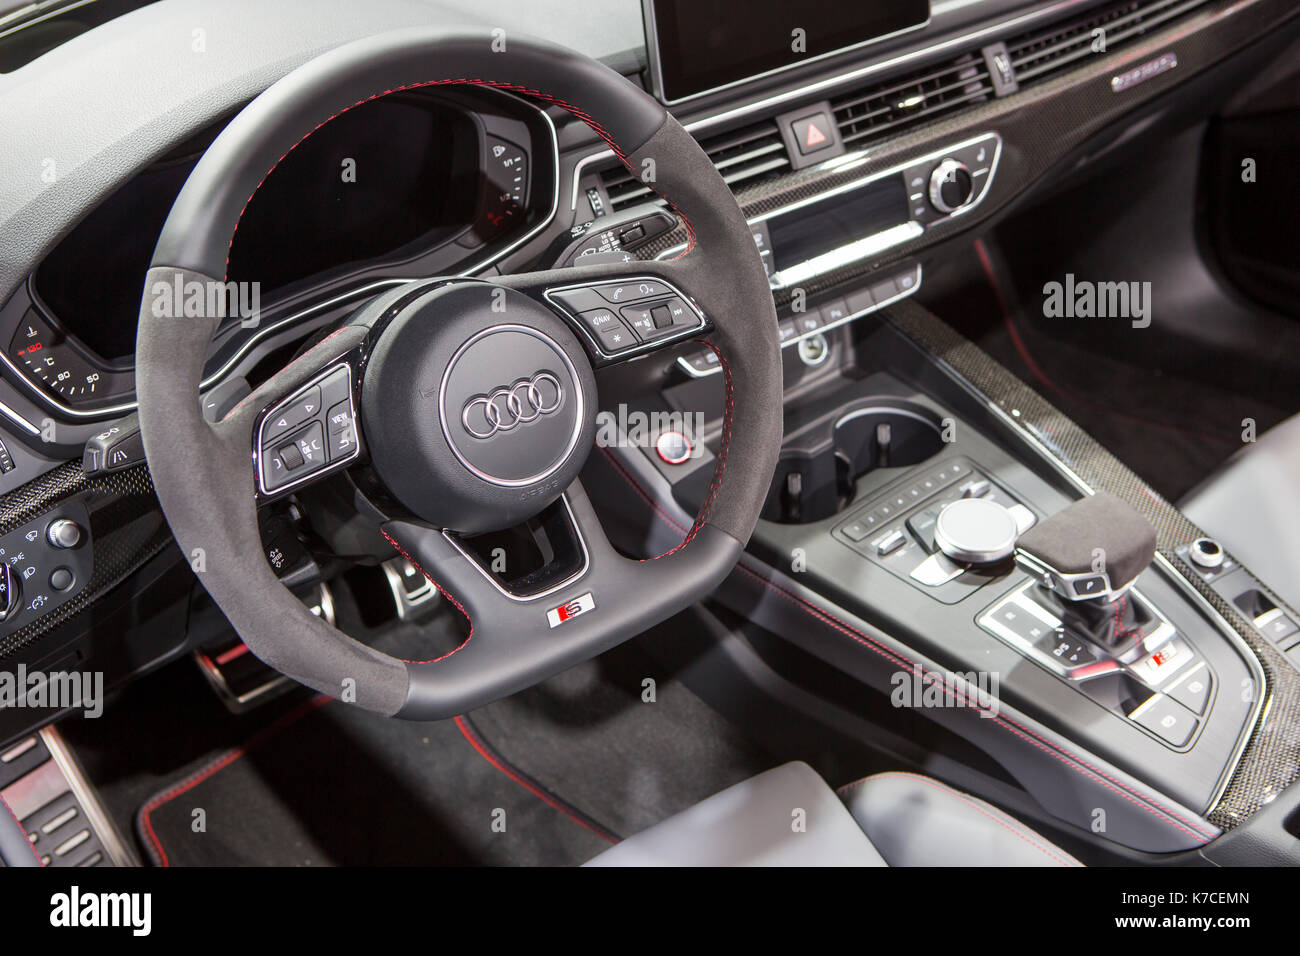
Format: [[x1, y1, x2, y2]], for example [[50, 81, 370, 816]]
[[586, 762, 1082, 867]]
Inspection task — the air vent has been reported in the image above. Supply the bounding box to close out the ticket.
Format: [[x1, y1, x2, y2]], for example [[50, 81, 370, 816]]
[[831, 53, 993, 150], [599, 118, 790, 212], [1007, 0, 1210, 87]]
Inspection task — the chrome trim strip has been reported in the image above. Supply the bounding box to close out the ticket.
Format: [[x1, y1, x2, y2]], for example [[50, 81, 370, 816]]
[[440, 494, 591, 604], [40, 726, 136, 867], [0, 398, 39, 435], [771, 223, 923, 289], [8, 99, 561, 423], [641, 0, 933, 107], [0, 0, 95, 41], [676, 261, 922, 378]]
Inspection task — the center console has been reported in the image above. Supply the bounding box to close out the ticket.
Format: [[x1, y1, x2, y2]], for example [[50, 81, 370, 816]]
[[593, 290, 1275, 854]]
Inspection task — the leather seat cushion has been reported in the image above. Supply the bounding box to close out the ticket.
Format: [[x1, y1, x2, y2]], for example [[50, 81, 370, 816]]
[[585, 762, 1081, 867], [585, 762, 886, 866], [842, 771, 1081, 867]]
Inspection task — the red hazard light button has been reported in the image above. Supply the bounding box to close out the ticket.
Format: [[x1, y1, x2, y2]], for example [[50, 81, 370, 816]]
[[791, 112, 835, 156]]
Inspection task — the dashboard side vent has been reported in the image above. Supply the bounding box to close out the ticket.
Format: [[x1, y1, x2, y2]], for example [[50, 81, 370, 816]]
[[599, 118, 790, 211], [1006, 0, 1210, 87], [831, 53, 993, 150]]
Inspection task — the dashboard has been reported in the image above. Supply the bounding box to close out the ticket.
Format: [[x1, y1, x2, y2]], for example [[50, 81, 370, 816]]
[[0, 84, 554, 417], [0, 0, 1285, 523], [0, 0, 1288, 487], [0, 0, 1279, 447]]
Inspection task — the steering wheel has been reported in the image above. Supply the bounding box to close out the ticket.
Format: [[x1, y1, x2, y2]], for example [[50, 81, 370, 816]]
[[135, 29, 782, 719]]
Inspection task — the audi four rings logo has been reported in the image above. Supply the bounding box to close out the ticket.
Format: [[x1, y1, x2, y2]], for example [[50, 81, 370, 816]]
[[461, 372, 565, 439]]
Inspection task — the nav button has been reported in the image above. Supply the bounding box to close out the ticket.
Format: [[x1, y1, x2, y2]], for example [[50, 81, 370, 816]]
[[580, 308, 636, 353]]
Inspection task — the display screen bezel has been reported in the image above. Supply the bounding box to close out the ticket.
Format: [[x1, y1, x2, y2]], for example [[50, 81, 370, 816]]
[[643, 0, 932, 105]]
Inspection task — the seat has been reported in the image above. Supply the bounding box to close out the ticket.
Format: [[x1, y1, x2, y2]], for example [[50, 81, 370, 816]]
[[1180, 412, 1300, 611], [585, 762, 1081, 867]]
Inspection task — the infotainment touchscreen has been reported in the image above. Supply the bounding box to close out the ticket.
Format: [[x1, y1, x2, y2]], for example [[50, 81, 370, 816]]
[[644, 0, 931, 103]]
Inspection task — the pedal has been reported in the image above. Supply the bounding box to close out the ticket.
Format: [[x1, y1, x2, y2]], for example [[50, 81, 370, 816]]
[[195, 582, 335, 713], [382, 556, 440, 620]]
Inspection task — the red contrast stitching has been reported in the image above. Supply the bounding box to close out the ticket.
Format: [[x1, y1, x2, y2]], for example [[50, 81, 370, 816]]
[[599, 451, 1217, 843], [452, 716, 618, 844], [838, 771, 1079, 867], [0, 791, 44, 866], [379, 530, 475, 664], [1110, 594, 1144, 643], [137, 694, 331, 867], [225, 78, 697, 279]]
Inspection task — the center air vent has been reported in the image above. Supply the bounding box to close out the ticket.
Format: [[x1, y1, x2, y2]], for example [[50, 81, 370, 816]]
[[831, 54, 992, 151], [599, 119, 790, 212], [1007, 0, 1210, 87]]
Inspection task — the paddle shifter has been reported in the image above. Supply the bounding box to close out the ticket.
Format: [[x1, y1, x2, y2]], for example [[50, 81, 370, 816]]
[[1014, 493, 1158, 659]]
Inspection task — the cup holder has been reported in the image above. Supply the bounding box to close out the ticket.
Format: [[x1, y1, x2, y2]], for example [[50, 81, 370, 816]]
[[761, 401, 946, 525]]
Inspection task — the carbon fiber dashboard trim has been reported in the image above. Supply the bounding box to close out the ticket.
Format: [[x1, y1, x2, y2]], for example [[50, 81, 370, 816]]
[[0, 462, 172, 660], [883, 299, 1297, 831]]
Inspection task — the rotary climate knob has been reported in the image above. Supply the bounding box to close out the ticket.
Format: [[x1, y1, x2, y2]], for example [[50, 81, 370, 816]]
[[933, 497, 1019, 565], [928, 159, 974, 214]]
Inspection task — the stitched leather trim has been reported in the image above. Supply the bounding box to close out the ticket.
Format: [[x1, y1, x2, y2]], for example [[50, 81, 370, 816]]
[[839, 770, 1080, 867]]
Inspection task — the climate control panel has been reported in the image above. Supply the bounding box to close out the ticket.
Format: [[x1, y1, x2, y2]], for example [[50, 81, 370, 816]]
[[902, 133, 999, 226]]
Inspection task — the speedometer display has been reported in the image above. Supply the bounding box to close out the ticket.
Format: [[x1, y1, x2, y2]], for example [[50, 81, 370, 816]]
[[9, 311, 133, 409]]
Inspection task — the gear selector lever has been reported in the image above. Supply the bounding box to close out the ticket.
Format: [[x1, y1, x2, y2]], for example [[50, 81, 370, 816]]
[[1015, 493, 1158, 656]]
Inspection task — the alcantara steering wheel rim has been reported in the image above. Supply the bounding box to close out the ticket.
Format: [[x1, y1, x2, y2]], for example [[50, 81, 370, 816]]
[[134, 27, 782, 719]]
